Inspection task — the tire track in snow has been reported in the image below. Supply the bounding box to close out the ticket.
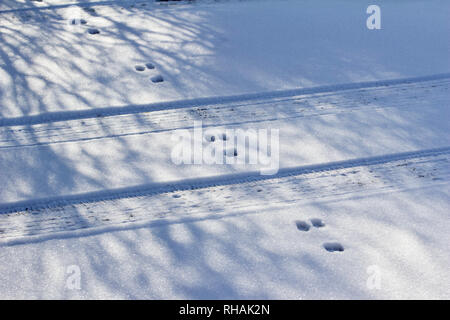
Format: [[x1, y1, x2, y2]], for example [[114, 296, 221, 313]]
[[0, 147, 449, 244], [0, 75, 449, 149], [2, 73, 448, 127]]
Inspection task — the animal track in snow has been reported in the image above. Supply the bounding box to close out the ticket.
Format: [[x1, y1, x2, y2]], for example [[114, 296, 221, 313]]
[[136, 63, 155, 72], [88, 28, 100, 35], [295, 220, 311, 232], [83, 7, 98, 16], [71, 19, 87, 25], [295, 218, 344, 252], [310, 218, 325, 228], [323, 242, 344, 252], [151, 75, 164, 83], [224, 148, 238, 157]]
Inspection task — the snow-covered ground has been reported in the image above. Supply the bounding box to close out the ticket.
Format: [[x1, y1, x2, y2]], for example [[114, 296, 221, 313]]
[[0, 0, 449, 299], [1, 0, 449, 118]]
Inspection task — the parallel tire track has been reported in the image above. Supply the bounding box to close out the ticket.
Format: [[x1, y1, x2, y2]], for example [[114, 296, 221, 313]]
[[0, 76, 449, 149], [0, 147, 449, 242], [0, 74, 449, 242]]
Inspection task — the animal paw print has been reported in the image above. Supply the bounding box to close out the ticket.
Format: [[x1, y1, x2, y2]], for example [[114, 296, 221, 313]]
[[204, 132, 237, 158], [83, 7, 98, 16], [310, 218, 325, 228], [294, 218, 344, 253], [88, 28, 100, 35], [295, 220, 310, 232], [295, 218, 325, 232], [151, 75, 164, 83], [134, 63, 164, 83], [323, 242, 344, 252], [70, 19, 87, 25]]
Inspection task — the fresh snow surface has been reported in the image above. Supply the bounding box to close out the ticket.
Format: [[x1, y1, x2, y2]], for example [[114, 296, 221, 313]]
[[0, 0, 449, 299], [1, 0, 449, 117]]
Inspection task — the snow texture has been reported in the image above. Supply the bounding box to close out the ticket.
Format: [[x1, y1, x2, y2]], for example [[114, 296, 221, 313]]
[[0, 0, 449, 299]]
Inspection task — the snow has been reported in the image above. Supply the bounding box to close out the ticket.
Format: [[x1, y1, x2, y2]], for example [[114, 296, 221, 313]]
[[1, 184, 449, 299], [1, 0, 449, 117], [1, 77, 449, 206], [0, 0, 449, 299]]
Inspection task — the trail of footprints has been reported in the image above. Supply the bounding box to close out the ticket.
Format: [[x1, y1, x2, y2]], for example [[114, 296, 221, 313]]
[[295, 218, 345, 253], [135, 64, 164, 83], [205, 132, 239, 158], [69, 6, 166, 84], [68, 7, 100, 35]]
